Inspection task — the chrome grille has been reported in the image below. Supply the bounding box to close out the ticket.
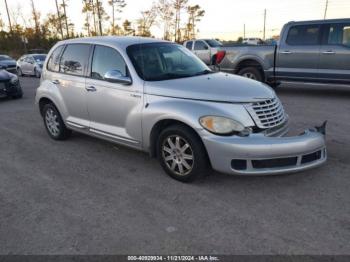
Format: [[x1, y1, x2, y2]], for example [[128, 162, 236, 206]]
[[246, 97, 286, 129]]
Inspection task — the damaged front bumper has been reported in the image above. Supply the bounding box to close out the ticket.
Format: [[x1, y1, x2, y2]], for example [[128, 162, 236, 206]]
[[201, 122, 327, 175]]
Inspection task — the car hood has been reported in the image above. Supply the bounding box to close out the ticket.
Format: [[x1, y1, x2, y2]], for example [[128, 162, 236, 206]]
[[0, 60, 16, 66], [144, 72, 275, 103]]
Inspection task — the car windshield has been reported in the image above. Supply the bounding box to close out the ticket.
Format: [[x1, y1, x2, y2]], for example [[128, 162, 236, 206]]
[[33, 55, 46, 61], [0, 55, 12, 61], [205, 39, 223, 47], [127, 43, 214, 81]]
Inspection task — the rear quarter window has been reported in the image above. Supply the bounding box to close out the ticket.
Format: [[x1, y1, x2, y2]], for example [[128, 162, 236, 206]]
[[185, 41, 193, 50], [47, 45, 64, 72]]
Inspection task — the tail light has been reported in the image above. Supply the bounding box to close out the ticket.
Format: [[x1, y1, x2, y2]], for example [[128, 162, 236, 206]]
[[215, 50, 226, 65]]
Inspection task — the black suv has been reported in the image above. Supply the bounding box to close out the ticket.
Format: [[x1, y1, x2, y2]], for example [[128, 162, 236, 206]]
[[0, 69, 23, 99]]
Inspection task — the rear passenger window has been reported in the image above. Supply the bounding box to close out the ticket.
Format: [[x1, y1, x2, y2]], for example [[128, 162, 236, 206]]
[[47, 45, 64, 72], [286, 25, 320, 45], [59, 44, 90, 76], [327, 24, 350, 47], [91, 45, 127, 80], [185, 41, 193, 50]]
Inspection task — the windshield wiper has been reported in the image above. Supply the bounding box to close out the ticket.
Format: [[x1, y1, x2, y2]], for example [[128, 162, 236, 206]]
[[192, 69, 215, 76]]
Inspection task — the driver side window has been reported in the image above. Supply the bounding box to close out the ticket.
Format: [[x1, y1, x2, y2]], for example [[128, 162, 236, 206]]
[[91, 45, 127, 80]]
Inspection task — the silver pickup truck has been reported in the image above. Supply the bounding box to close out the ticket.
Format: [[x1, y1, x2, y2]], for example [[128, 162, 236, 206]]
[[184, 18, 350, 86]]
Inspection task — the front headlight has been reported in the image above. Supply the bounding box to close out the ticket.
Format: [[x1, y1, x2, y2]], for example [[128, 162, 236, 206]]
[[10, 75, 19, 85], [199, 116, 246, 135]]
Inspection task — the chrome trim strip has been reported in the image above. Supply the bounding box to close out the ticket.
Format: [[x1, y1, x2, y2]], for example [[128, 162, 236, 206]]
[[66, 121, 88, 129], [89, 128, 139, 144]]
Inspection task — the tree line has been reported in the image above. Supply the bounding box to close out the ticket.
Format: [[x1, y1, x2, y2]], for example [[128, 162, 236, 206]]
[[0, 0, 205, 57]]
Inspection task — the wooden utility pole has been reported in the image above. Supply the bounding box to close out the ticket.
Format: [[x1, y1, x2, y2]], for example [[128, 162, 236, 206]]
[[111, 1, 115, 34], [243, 24, 246, 39], [263, 9, 266, 40], [62, 0, 69, 37], [4, 0, 12, 32], [95, 0, 103, 35], [30, 0, 40, 35], [55, 0, 64, 39], [324, 0, 329, 19]]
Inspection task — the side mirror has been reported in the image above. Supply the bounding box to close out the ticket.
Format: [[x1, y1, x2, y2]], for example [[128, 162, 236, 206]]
[[204, 45, 209, 50], [104, 70, 132, 85]]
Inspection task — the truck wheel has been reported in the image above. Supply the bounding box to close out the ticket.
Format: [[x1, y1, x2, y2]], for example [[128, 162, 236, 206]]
[[238, 67, 263, 82], [157, 124, 209, 182], [42, 103, 71, 140]]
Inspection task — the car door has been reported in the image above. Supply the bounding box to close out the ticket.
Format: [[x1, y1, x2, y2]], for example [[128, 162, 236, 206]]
[[54, 44, 91, 128], [319, 23, 350, 84], [276, 24, 321, 81], [193, 40, 211, 65], [85, 45, 143, 148], [22, 56, 31, 73], [27, 56, 36, 74]]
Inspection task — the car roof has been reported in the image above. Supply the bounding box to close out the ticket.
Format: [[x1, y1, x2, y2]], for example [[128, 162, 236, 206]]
[[57, 36, 169, 49], [287, 18, 350, 25]]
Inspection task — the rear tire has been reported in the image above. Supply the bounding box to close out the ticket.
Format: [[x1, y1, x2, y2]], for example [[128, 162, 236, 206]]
[[157, 124, 210, 182], [238, 67, 263, 82], [42, 103, 71, 140]]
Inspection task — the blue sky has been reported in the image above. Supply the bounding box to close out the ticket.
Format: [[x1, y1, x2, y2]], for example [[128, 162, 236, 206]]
[[0, 0, 349, 40]]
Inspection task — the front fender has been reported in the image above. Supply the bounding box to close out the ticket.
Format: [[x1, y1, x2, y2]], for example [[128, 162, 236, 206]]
[[142, 94, 255, 151]]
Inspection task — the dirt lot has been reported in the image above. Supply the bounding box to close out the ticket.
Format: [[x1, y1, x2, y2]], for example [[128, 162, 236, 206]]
[[0, 77, 349, 254]]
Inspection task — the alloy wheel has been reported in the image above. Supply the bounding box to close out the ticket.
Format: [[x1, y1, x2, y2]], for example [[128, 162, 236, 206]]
[[45, 108, 60, 137], [242, 72, 257, 79], [162, 135, 194, 176]]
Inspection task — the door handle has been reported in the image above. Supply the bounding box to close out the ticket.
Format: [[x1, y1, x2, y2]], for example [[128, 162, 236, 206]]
[[322, 50, 336, 55], [85, 86, 97, 92], [130, 94, 141, 98], [52, 79, 60, 84], [281, 50, 292, 54]]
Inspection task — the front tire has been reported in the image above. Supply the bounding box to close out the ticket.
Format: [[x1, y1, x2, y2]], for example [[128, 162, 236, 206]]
[[238, 67, 263, 82], [42, 103, 71, 140], [17, 67, 23, 76], [157, 124, 209, 182]]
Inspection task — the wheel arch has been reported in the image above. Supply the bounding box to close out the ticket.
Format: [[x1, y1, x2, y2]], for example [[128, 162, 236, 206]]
[[234, 56, 267, 80], [39, 97, 56, 116], [149, 118, 209, 163]]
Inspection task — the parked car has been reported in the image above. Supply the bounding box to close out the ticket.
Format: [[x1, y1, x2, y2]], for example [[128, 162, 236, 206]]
[[0, 69, 23, 99], [35, 37, 327, 182], [17, 54, 47, 78], [186, 18, 350, 86], [242, 38, 265, 45], [0, 55, 17, 74], [184, 39, 223, 65]]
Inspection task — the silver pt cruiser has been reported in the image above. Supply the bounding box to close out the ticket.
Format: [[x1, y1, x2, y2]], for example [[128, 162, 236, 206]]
[[35, 37, 327, 182]]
